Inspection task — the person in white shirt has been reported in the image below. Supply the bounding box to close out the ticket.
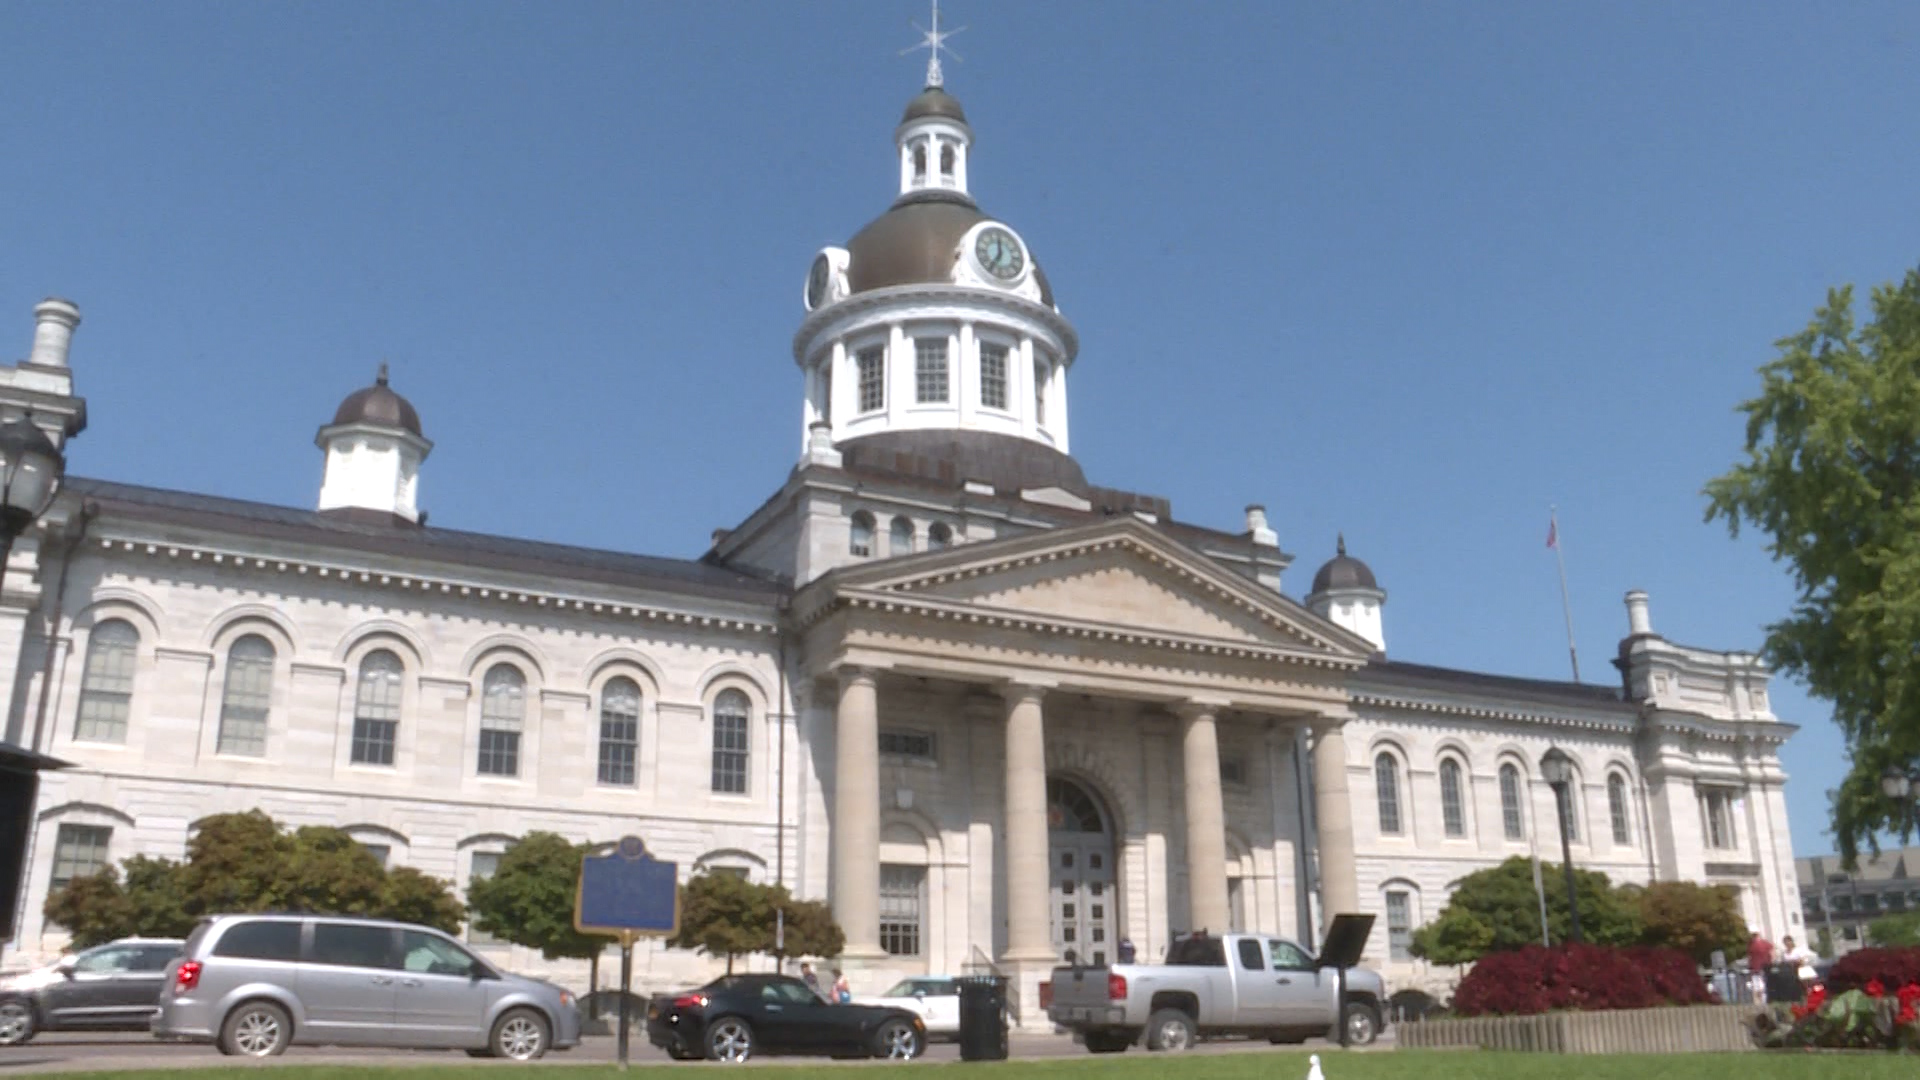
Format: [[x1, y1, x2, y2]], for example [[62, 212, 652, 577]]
[[1781, 934, 1819, 991]]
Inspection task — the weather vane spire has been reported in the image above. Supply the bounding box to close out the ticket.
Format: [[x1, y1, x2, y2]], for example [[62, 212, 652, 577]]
[[903, 0, 964, 89]]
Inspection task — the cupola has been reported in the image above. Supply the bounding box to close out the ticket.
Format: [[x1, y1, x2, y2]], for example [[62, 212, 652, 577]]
[[316, 364, 431, 524], [1306, 534, 1387, 651]]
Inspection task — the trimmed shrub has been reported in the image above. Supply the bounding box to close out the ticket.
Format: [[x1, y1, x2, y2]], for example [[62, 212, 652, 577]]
[[1826, 947, 1920, 995], [1452, 943, 1715, 1016]]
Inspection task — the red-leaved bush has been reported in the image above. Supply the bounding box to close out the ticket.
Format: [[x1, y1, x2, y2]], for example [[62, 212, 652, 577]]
[[1826, 947, 1920, 995], [1452, 944, 1716, 1016]]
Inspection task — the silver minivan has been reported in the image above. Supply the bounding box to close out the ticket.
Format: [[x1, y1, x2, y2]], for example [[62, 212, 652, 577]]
[[152, 914, 580, 1060]]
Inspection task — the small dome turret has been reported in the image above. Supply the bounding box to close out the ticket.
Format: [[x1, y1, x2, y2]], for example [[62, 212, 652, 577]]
[[316, 364, 432, 524], [1310, 534, 1378, 594], [1306, 534, 1387, 652], [902, 86, 968, 125], [331, 363, 422, 437]]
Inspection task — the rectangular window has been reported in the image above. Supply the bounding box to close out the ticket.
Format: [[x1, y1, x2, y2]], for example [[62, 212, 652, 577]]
[[211, 919, 302, 962], [1500, 767, 1525, 840], [468, 851, 502, 945], [712, 707, 750, 795], [75, 624, 138, 743], [1034, 358, 1048, 425], [914, 338, 949, 403], [857, 346, 886, 413], [878, 728, 936, 762], [49, 824, 111, 892], [979, 343, 1008, 410], [216, 643, 274, 757], [351, 717, 397, 766], [597, 687, 640, 787], [1386, 891, 1413, 961], [1701, 788, 1738, 850], [311, 922, 396, 969], [879, 864, 925, 957], [477, 729, 520, 778], [1218, 755, 1247, 786]]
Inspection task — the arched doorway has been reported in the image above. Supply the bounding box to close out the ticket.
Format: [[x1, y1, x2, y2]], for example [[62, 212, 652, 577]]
[[1047, 775, 1117, 965]]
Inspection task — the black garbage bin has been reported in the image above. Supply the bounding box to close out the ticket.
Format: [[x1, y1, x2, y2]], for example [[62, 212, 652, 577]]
[[956, 975, 1009, 1061], [1764, 962, 1804, 1004]]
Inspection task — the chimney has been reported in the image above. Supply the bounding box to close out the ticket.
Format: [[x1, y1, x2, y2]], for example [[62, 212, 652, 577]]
[[1625, 590, 1652, 636], [1245, 504, 1277, 547], [28, 298, 81, 368]]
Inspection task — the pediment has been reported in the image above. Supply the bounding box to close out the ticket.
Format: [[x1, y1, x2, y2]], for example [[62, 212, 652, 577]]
[[827, 518, 1372, 662]]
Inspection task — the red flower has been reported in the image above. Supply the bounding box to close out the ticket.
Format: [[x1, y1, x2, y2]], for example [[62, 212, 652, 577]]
[[1899, 1003, 1918, 1027], [1807, 986, 1828, 1009], [1900, 982, 1920, 1005], [1867, 979, 1887, 998], [1791, 1004, 1812, 1021]]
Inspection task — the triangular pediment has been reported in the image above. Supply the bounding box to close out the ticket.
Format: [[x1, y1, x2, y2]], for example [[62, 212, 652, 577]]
[[821, 517, 1373, 662]]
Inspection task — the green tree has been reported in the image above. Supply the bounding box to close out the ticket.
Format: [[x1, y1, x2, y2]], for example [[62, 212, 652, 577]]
[[119, 855, 195, 939], [1704, 267, 1920, 865], [767, 886, 844, 962], [465, 832, 606, 961], [1814, 926, 1836, 958], [276, 826, 387, 916], [176, 810, 291, 913], [382, 866, 465, 934], [670, 872, 773, 973], [1634, 881, 1750, 964], [1409, 857, 1642, 965], [1868, 911, 1920, 947], [42, 867, 138, 949]]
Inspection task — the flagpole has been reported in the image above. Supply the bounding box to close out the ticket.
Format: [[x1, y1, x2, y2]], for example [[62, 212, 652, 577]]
[[1549, 506, 1581, 683]]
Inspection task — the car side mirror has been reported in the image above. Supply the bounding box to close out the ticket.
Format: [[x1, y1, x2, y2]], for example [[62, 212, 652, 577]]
[[913, 989, 927, 998], [54, 957, 78, 977]]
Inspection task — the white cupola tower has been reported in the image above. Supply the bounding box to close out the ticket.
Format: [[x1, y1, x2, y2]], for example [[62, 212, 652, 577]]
[[316, 364, 432, 524], [790, 15, 1082, 491], [1306, 535, 1387, 652]]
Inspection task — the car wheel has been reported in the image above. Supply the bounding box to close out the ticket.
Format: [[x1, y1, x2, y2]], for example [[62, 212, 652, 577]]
[[1343, 1002, 1380, 1046], [0, 999, 36, 1046], [1145, 1008, 1196, 1051], [491, 1007, 550, 1062], [220, 1001, 291, 1057], [1085, 1031, 1131, 1053], [705, 1016, 755, 1062], [874, 1018, 923, 1060]]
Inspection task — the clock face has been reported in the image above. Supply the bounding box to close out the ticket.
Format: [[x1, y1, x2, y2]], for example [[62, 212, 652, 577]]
[[974, 227, 1025, 281], [806, 254, 830, 309]]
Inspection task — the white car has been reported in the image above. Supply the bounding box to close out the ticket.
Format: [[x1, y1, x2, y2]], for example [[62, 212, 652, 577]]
[[852, 977, 960, 1039]]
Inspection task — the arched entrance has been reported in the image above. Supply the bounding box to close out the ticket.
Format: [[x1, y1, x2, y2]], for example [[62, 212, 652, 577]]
[[1046, 775, 1118, 965]]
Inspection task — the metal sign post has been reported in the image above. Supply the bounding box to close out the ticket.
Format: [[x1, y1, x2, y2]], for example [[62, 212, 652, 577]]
[[575, 836, 680, 1072]]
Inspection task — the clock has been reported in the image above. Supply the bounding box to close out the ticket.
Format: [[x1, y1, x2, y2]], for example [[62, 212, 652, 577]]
[[973, 226, 1025, 282], [805, 254, 831, 310]]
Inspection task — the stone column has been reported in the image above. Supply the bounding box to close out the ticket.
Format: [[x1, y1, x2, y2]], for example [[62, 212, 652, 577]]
[[831, 667, 883, 957], [1180, 704, 1231, 934], [1001, 683, 1054, 962], [1311, 720, 1360, 918]]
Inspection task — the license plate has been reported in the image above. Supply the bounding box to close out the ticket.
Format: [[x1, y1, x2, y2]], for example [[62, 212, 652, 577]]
[[1069, 1006, 1096, 1022]]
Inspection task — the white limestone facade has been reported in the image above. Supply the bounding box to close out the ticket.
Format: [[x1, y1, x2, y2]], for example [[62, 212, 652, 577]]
[[0, 69, 1803, 1021]]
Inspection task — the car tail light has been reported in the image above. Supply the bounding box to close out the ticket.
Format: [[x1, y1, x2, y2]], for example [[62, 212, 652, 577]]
[[671, 994, 708, 1009], [173, 961, 202, 994], [1107, 973, 1127, 1001]]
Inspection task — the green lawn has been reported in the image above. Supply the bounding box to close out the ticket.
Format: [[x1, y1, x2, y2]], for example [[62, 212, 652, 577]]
[[46, 1052, 1918, 1080]]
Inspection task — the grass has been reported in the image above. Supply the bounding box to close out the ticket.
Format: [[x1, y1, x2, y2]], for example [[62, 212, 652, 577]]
[[43, 1051, 1920, 1080]]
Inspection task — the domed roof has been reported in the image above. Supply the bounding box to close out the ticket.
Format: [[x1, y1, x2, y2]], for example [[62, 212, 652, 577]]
[[331, 364, 422, 437], [1311, 534, 1379, 594], [844, 194, 1055, 307], [902, 86, 968, 125]]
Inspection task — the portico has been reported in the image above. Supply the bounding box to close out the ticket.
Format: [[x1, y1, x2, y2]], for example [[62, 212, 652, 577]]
[[792, 517, 1371, 1015]]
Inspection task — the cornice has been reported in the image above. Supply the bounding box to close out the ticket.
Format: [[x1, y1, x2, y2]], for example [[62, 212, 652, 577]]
[[91, 534, 780, 638], [1349, 691, 1638, 734], [792, 283, 1079, 365]]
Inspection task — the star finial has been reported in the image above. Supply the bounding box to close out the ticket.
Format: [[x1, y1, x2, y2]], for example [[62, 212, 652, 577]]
[[902, 0, 964, 89]]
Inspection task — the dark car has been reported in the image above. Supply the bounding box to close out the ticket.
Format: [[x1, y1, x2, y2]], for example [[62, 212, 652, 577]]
[[0, 938, 185, 1045], [646, 974, 924, 1062]]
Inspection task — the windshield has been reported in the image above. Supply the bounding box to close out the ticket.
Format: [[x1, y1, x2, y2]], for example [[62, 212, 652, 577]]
[[882, 980, 919, 997]]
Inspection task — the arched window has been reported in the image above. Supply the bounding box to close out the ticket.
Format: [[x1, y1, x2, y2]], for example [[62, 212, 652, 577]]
[[1374, 753, 1402, 835], [940, 143, 955, 179], [477, 664, 525, 777], [711, 689, 750, 794], [1608, 773, 1632, 846], [75, 619, 139, 743], [1499, 764, 1525, 840], [850, 511, 876, 557], [597, 677, 640, 786], [928, 522, 953, 550], [216, 634, 275, 757], [351, 649, 404, 766], [890, 516, 915, 557], [912, 144, 927, 181], [1034, 358, 1049, 425], [1439, 758, 1466, 838]]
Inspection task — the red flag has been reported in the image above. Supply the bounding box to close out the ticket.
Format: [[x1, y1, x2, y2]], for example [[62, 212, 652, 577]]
[[1546, 517, 1558, 549]]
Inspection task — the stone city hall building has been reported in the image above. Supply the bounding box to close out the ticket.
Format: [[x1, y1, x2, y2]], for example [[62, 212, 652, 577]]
[[0, 70, 1800, 1015]]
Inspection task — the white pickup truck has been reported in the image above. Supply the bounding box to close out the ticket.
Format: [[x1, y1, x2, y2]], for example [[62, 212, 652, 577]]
[[1046, 932, 1387, 1052]]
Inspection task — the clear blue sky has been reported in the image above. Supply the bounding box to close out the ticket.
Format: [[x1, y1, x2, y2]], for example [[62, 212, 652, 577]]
[[4, 2, 1916, 859]]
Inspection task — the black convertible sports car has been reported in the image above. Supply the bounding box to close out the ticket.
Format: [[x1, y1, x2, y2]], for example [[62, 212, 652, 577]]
[[646, 974, 925, 1062]]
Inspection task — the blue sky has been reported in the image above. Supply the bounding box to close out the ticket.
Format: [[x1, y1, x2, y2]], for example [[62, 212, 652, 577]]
[[3, 2, 1916, 859]]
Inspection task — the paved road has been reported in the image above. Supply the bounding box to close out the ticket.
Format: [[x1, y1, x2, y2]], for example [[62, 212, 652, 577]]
[[0, 1027, 1391, 1073]]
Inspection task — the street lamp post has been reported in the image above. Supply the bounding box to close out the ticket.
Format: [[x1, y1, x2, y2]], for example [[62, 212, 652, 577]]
[[0, 417, 65, 579], [1880, 766, 1920, 836], [1540, 746, 1583, 945]]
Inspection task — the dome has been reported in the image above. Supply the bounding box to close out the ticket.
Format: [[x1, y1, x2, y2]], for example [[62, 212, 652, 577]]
[[844, 195, 1055, 307], [331, 365, 422, 437], [902, 86, 968, 125], [1310, 534, 1378, 594]]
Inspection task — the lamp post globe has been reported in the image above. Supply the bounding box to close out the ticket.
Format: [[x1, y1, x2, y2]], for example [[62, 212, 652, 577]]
[[1539, 746, 1583, 945], [1880, 766, 1911, 802], [0, 416, 65, 573]]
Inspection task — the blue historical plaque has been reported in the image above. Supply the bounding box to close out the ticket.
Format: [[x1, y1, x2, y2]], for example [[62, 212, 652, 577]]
[[575, 835, 679, 938]]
